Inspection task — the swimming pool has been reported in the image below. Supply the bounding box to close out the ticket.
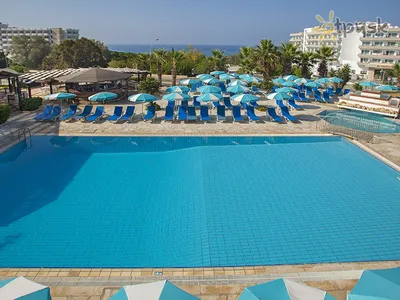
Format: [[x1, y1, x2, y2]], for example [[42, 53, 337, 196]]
[[319, 110, 400, 133], [1, 136, 399, 268]]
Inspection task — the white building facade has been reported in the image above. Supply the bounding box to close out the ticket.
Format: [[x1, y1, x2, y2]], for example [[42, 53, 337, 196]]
[[0, 22, 79, 54], [290, 23, 400, 80]]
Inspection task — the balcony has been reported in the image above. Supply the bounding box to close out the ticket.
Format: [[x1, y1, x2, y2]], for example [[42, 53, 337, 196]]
[[360, 45, 400, 51], [361, 36, 399, 42], [358, 53, 400, 60], [358, 62, 395, 69]]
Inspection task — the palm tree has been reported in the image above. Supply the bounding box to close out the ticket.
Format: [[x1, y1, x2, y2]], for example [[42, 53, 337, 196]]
[[137, 53, 151, 71], [252, 39, 278, 81], [337, 64, 352, 87], [152, 49, 168, 86], [279, 43, 301, 76], [298, 52, 316, 78], [169, 48, 184, 86], [388, 63, 400, 86], [315, 46, 336, 78], [209, 49, 227, 71], [238, 46, 254, 74]]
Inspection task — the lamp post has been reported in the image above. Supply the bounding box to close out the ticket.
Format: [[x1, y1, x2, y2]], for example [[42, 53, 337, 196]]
[[149, 38, 159, 75]]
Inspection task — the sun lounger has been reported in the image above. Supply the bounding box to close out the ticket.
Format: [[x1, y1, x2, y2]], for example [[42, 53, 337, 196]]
[[293, 92, 302, 102], [107, 106, 123, 122], [327, 87, 335, 96], [306, 87, 313, 96], [281, 106, 298, 122], [34, 105, 53, 120], [200, 106, 210, 121], [193, 96, 201, 107], [119, 106, 135, 122], [250, 100, 260, 107], [288, 99, 301, 110], [322, 91, 332, 103], [252, 85, 262, 94], [232, 105, 243, 122], [275, 100, 286, 108], [299, 92, 308, 102], [42, 106, 61, 121], [335, 87, 342, 95], [86, 106, 104, 122], [167, 101, 175, 108], [223, 97, 233, 109], [272, 86, 278, 93], [246, 106, 259, 121], [212, 101, 220, 108], [144, 105, 156, 121], [187, 106, 197, 121], [60, 105, 77, 121], [343, 89, 351, 95], [178, 106, 187, 121], [74, 105, 93, 120], [267, 107, 283, 123], [181, 100, 189, 107], [314, 92, 324, 103], [241, 102, 249, 109], [164, 105, 174, 121], [190, 84, 197, 92], [217, 105, 226, 121], [218, 82, 227, 93]]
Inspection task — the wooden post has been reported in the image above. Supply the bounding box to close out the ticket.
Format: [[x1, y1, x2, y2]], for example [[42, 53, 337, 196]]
[[7, 77, 11, 93], [16, 77, 22, 111], [49, 81, 53, 94], [28, 84, 32, 98]]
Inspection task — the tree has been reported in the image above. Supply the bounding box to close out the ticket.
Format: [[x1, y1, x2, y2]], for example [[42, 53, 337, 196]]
[[238, 46, 255, 74], [10, 65, 25, 73], [279, 42, 300, 76], [328, 68, 337, 78], [292, 65, 302, 78], [337, 64, 352, 87], [387, 63, 400, 85], [298, 52, 316, 78], [10, 36, 51, 69], [209, 49, 227, 71], [315, 46, 336, 78], [138, 77, 160, 95], [253, 39, 278, 81], [152, 49, 168, 86], [93, 40, 111, 62], [169, 48, 184, 86], [0, 52, 7, 68]]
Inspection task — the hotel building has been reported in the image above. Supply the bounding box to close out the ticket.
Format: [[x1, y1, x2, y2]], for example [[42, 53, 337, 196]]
[[0, 22, 79, 54], [290, 23, 400, 80]]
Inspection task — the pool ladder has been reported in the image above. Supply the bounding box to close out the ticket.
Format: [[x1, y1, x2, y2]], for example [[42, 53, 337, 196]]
[[17, 127, 32, 150]]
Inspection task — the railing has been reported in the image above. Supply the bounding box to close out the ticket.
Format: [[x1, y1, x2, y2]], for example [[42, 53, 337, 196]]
[[17, 127, 32, 149], [316, 114, 385, 143]]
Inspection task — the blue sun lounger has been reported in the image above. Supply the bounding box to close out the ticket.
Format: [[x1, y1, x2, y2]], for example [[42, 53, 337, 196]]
[[250, 100, 260, 107], [181, 100, 189, 107], [275, 100, 286, 108], [267, 107, 283, 123], [212, 101, 219, 108], [86, 106, 104, 122], [293, 92, 302, 102], [281, 106, 298, 122], [232, 105, 243, 122], [164, 105, 174, 121], [223, 97, 233, 109], [193, 96, 201, 107], [119, 106, 135, 122], [217, 105, 226, 121], [246, 106, 259, 122], [107, 106, 123, 122], [343, 89, 351, 95], [323, 91, 332, 103], [167, 101, 175, 108], [42, 106, 61, 121], [178, 106, 187, 121], [74, 105, 93, 120], [144, 105, 156, 121], [187, 106, 197, 121], [299, 92, 308, 102], [34, 104, 53, 120], [252, 85, 262, 94], [60, 105, 77, 121], [200, 106, 210, 121], [314, 92, 324, 103], [288, 99, 301, 110], [335, 87, 342, 95]]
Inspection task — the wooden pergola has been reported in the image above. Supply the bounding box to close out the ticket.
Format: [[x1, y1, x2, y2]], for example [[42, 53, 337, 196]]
[[0, 68, 22, 110]]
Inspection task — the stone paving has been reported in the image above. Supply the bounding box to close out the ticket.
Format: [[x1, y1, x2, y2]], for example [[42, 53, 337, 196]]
[[1, 102, 400, 299]]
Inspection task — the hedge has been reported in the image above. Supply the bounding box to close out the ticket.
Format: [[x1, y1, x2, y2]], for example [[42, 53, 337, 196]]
[[21, 97, 43, 111], [0, 104, 11, 124]]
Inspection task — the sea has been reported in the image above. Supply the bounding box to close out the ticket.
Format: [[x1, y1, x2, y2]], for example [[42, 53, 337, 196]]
[[107, 44, 243, 56]]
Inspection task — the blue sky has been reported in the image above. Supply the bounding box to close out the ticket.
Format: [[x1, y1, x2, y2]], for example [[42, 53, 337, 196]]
[[1, 0, 399, 46]]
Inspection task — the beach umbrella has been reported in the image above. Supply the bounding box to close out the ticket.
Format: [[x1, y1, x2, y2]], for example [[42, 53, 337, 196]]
[[266, 92, 291, 101], [273, 78, 287, 85], [348, 267, 400, 300], [305, 81, 322, 88], [162, 93, 190, 101], [329, 77, 344, 83], [166, 86, 189, 94], [359, 81, 379, 87], [231, 93, 259, 103], [243, 76, 262, 84], [377, 85, 399, 91], [228, 80, 248, 87], [229, 73, 240, 78], [316, 78, 331, 85], [129, 93, 158, 102], [180, 78, 200, 86], [197, 93, 223, 102], [239, 278, 335, 300], [294, 78, 312, 84], [280, 81, 297, 87], [283, 75, 299, 81], [45, 92, 76, 100], [203, 78, 222, 85], [88, 92, 118, 104], [197, 74, 213, 81], [276, 87, 298, 93], [0, 277, 51, 300], [198, 85, 222, 94], [111, 280, 199, 300], [227, 85, 250, 94], [210, 70, 225, 76], [239, 74, 252, 79], [219, 73, 235, 81]]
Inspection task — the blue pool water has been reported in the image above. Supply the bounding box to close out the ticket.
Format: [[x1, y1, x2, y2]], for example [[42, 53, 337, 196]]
[[0, 136, 399, 268], [319, 110, 400, 133]]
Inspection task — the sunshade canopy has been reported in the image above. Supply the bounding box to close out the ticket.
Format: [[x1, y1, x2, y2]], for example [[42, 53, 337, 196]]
[[55, 68, 131, 83]]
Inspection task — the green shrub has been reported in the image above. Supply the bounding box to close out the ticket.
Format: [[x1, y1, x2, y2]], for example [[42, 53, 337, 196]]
[[146, 102, 161, 111], [256, 106, 267, 112], [0, 104, 11, 124], [138, 77, 160, 95], [21, 97, 43, 111], [353, 82, 362, 91]]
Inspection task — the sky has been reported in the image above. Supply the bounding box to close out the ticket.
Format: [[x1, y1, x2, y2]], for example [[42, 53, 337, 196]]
[[1, 0, 400, 46]]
